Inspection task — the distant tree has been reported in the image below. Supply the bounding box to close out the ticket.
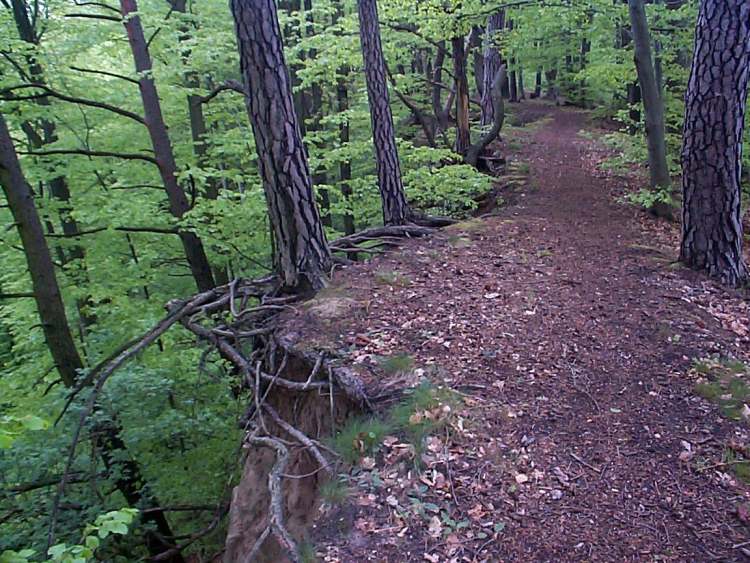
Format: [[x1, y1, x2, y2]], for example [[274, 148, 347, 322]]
[[680, 0, 749, 286], [0, 113, 181, 561], [357, 0, 412, 225], [120, 0, 216, 292], [231, 0, 332, 291], [452, 35, 472, 154], [627, 0, 672, 217]]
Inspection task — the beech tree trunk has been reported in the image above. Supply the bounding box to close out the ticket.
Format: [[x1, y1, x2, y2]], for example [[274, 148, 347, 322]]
[[335, 0, 355, 236], [628, 0, 671, 194], [357, 0, 411, 225], [679, 0, 749, 286], [0, 114, 181, 562], [432, 42, 452, 133], [468, 26, 484, 97], [481, 11, 504, 126], [466, 65, 507, 168], [231, 0, 332, 291], [533, 67, 542, 98], [120, 0, 215, 293], [169, 0, 230, 286], [9, 0, 95, 330], [452, 36, 471, 155], [0, 115, 83, 388]]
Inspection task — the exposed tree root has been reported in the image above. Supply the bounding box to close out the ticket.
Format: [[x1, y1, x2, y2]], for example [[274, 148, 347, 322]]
[[50, 222, 450, 560]]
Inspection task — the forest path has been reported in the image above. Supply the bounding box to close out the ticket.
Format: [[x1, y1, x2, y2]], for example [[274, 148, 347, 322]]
[[314, 102, 750, 561]]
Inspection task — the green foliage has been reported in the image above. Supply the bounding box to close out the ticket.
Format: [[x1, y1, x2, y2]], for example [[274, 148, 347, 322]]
[[1, 508, 138, 563], [624, 187, 675, 210], [329, 416, 392, 464], [378, 353, 414, 375], [0, 415, 48, 449]]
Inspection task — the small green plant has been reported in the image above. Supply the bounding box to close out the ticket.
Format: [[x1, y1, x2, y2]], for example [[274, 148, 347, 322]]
[[328, 416, 391, 464], [623, 187, 674, 210], [319, 478, 352, 505], [378, 353, 414, 375], [389, 383, 459, 454], [692, 357, 750, 421], [374, 270, 409, 287], [299, 540, 318, 563]]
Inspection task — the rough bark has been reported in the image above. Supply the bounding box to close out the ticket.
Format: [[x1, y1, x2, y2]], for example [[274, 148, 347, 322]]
[[356, 0, 411, 225], [452, 35, 471, 155], [628, 0, 671, 195], [481, 11, 505, 126], [120, 0, 216, 292], [679, 0, 749, 286], [231, 0, 332, 291], [0, 114, 181, 561]]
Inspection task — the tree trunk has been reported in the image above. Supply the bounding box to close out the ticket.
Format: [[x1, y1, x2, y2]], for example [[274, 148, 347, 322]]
[[679, 0, 749, 287], [0, 114, 181, 561], [466, 66, 506, 168], [169, 0, 230, 286], [356, 0, 411, 225], [0, 115, 83, 388], [480, 11, 504, 126], [231, 0, 332, 291], [337, 77, 355, 236], [533, 67, 542, 98], [518, 67, 525, 100], [452, 36, 471, 155], [628, 0, 671, 195], [9, 0, 94, 329], [120, 0, 216, 292], [432, 42, 452, 134], [468, 26, 484, 97], [304, 0, 332, 228]]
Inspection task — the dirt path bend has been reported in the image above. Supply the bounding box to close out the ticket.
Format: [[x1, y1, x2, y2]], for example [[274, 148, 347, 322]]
[[310, 102, 750, 562]]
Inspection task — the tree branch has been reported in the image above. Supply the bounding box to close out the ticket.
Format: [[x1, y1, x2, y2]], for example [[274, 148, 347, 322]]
[[46, 226, 178, 238], [20, 148, 158, 165], [69, 66, 140, 85], [197, 80, 245, 105], [64, 12, 122, 22], [2, 84, 145, 124]]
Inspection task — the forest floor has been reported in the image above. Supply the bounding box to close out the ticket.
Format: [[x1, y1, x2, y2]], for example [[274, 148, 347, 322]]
[[302, 101, 750, 562]]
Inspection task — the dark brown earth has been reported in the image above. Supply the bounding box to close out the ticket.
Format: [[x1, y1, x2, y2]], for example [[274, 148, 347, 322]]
[[290, 101, 750, 562]]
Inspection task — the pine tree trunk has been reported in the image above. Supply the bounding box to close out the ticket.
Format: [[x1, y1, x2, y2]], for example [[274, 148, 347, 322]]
[[481, 11, 504, 126], [120, 0, 216, 292], [679, 0, 749, 286], [231, 0, 332, 291], [452, 36, 471, 155], [356, 0, 411, 225], [628, 0, 671, 194], [0, 114, 182, 562]]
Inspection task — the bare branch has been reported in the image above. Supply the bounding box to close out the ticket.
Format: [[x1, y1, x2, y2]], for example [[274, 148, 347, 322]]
[[2, 84, 145, 124], [46, 226, 178, 238], [64, 12, 122, 22], [197, 80, 245, 105], [0, 292, 35, 299], [20, 148, 158, 165], [69, 66, 139, 85]]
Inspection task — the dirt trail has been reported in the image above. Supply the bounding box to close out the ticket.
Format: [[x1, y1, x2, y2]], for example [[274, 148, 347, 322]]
[[311, 102, 750, 562]]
